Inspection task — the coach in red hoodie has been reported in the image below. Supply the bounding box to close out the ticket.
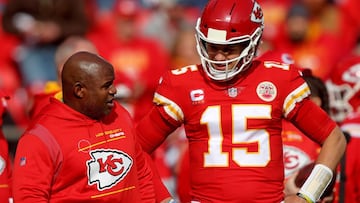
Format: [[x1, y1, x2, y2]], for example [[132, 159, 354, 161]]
[[12, 51, 172, 202]]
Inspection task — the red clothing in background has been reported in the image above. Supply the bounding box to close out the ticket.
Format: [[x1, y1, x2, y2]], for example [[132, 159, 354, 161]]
[[28, 81, 61, 119], [0, 91, 12, 203], [0, 132, 11, 203], [340, 112, 360, 203], [95, 35, 169, 122]]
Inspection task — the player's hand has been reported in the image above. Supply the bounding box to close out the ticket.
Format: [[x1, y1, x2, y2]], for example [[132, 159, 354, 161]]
[[284, 194, 308, 203], [284, 171, 300, 196]]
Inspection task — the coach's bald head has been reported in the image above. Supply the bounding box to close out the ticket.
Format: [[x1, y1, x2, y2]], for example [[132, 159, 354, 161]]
[[61, 51, 117, 120]]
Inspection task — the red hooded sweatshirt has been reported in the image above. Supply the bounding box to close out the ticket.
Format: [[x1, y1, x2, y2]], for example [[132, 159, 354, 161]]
[[12, 98, 157, 202]]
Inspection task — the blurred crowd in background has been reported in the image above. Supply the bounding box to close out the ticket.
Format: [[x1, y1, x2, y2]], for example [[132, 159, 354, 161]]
[[0, 0, 360, 201]]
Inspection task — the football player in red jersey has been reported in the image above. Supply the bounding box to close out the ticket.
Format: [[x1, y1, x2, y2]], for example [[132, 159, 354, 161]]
[[12, 52, 173, 203], [135, 0, 347, 202]]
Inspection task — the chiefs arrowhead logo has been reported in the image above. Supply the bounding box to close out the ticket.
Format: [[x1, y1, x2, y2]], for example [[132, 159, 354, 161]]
[[87, 149, 133, 190], [251, 1, 264, 24], [283, 145, 311, 178]]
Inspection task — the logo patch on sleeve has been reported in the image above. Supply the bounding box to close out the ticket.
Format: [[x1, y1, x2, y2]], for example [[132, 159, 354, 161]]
[[87, 149, 133, 190]]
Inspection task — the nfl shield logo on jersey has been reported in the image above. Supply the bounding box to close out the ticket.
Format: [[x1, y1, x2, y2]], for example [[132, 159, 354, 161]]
[[228, 87, 238, 98], [87, 149, 133, 190]]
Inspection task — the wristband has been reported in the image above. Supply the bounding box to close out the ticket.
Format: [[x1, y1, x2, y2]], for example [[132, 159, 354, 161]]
[[299, 164, 333, 202], [296, 192, 314, 203]]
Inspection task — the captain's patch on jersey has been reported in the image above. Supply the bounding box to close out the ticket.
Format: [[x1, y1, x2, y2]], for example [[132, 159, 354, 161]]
[[256, 81, 277, 102], [87, 149, 133, 191], [190, 89, 204, 104]]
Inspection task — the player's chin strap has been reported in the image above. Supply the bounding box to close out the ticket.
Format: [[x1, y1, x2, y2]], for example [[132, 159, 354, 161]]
[[296, 164, 333, 203]]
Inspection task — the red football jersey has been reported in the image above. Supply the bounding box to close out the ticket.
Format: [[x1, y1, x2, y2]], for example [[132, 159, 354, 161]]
[[137, 57, 336, 202]]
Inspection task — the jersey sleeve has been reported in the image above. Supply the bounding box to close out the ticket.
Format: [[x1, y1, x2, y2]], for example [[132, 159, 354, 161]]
[[153, 70, 186, 125], [136, 70, 184, 153], [281, 65, 311, 119], [273, 63, 335, 144], [290, 99, 336, 144], [136, 106, 178, 154], [12, 134, 54, 203]]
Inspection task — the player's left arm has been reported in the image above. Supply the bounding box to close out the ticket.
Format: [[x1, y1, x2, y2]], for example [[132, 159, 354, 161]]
[[136, 106, 178, 154], [291, 100, 346, 169], [289, 100, 347, 203]]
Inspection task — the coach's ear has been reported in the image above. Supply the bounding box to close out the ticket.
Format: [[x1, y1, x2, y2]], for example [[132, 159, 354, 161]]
[[73, 82, 85, 98]]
